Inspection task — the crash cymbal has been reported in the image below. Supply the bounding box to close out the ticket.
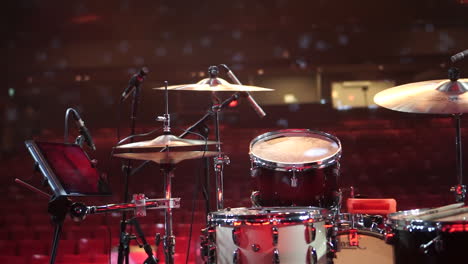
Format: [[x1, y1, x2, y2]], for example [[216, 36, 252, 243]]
[[374, 79, 468, 114], [153, 77, 274, 92], [116, 134, 219, 149], [113, 151, 220, 164]]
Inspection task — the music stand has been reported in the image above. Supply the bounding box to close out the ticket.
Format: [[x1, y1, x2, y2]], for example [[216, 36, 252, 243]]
[[25, 140, 111, 264]]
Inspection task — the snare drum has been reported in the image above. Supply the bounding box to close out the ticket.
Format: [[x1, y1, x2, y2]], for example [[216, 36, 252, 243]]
[[331, 213, 394, 264], [202, 207, 329, 264], [388, 208, 468, 264], [249, 129, 341, 207]]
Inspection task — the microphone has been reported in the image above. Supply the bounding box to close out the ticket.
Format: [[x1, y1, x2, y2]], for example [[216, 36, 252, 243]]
[[451, 49, 468, 63], [70, 110, 96, 151], [219, 64, 266, 118], [121, 67, 149, 101]]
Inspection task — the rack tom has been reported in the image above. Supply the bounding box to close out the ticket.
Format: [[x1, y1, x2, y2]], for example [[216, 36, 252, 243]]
[[249, 129, 341, 207]]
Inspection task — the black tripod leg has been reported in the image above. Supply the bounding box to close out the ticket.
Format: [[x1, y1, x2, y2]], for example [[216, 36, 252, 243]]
[[49, 222, 63, 264]]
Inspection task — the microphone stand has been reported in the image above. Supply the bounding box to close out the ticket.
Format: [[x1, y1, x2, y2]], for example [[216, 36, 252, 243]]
[[118, 74, 144, 264]]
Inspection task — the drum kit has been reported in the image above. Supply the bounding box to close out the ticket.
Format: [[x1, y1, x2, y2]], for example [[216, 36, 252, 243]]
[[109, 64, 468, 264]]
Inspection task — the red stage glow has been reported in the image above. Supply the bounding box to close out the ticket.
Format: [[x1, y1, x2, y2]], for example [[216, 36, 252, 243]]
[[71, 14, 100, 24]]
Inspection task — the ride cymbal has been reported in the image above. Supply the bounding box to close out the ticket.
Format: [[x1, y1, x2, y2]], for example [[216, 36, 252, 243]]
[[374, 79, 468, 114], [116, 134, 219, 149], [153, 77, 274, 92], [113, 151, 220, 164]]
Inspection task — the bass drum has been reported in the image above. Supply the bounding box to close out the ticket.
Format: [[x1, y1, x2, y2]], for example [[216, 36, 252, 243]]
[[249, 129, 341, 207], [331, 213, 394, 264], [204, 207, 330, 264]]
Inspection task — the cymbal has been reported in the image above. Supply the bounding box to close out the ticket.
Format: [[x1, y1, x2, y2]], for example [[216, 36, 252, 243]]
[[374, 79, 468, 114], [153, 77, 274, 92], [116, 134, 219, 149], [114, 151, 220, 164]]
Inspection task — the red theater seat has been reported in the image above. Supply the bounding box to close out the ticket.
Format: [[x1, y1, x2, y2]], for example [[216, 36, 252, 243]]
[[0, 255, 27, 264], [56, 253, 91, 263], [17, 239, 49, 256], [78, 238, 108, 255], [0, 239, 17, 255]]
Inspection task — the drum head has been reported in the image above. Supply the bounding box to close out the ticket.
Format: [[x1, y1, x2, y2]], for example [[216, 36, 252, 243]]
[[250, 129, 341, 170], [209, 207, 328, 226]]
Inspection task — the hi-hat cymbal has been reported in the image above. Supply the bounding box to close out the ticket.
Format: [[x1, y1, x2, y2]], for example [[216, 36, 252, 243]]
[[114, 151, 220, 164], [374, 79, 468, 114], [153, 77, 274, 92], [116, 134, 219, 149]]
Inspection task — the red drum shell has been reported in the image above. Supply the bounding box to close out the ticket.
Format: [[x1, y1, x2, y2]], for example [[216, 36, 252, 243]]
[[249, 129, 341, 207]]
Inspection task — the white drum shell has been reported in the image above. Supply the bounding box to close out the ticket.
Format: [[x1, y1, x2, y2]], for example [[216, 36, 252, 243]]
[[209, 207, 329, 264], [215, 222, 327, 264]]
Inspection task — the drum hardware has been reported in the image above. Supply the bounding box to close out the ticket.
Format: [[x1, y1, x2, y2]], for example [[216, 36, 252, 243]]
[[305, 223, 317, 243], [251, 244, 260, 252], [291, 168, 298, 187], [347, 229, 359, 246], [117, 67, 149, 264], [307, 246, 318, 264], [419, 235, 443, 255], [273, 248, 280, 264], [232, 227, 241, 246], [272, 226, 279, 245], [200, 227, 217, 264], [64, 107, 96, 151], [154, 65, 272, 211], [250, 191, 261, 207], [115, 81, 220, 264], [233, 248, 241, 264]]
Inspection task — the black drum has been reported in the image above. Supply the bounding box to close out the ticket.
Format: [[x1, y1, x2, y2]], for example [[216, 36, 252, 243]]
[[387, 207, 468, 264], [249, 129, 341, 207]]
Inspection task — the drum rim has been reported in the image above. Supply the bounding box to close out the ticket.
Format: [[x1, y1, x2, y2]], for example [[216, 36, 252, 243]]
[[336, 229, 385, 239], [208, 206, 328, 225], [249, 129, 342, 171], [388, 208, 468, 231]]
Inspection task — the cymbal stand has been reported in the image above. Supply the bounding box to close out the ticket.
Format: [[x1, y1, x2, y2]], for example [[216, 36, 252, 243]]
[[158, 81, 176, 264], [451, 113, 466, 202], [448, 67, 466, 202], [208, 66, 231, 210]]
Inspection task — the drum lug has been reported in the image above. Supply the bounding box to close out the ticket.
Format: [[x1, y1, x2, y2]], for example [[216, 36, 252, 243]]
[[250, 161, 258, 177], [384, 231, 395, 244], [291, 168, 298, 187], [420, 235, 444, 255], [201, 226, 217, 264], [232, 227, 241, 246], [348, 228, 359, 246], [307, 246, 317, 264], [251, 244, 261, 252], [305, 223, 316, 243], [272, 248, 280, 264], [250, 191, 261, 208], [233, 248, 240, 264], [272, 226, 279, 246], [325, 224, 337, 261]]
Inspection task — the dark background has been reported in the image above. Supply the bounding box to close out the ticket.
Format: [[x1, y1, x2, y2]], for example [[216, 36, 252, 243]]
[[2, 0, 468, 263]]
